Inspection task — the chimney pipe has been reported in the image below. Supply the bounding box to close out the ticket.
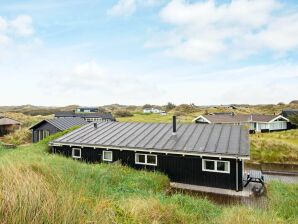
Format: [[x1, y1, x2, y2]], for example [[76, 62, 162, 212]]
[[94, 122, 97, 129], [172, 116, 177, 135]]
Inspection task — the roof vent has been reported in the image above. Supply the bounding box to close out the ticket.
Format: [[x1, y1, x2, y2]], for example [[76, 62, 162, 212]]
[[172, 116, 177, 135], [94, 123, 98, 129]]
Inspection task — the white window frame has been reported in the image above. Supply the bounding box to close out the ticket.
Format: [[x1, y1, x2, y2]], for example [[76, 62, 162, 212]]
[[202, 159, 230, 174], [72, 148, 81, 159], [38, 130, 43, 141], [135, 153, 157, 166], [43, 130, 50, 139], [103, 150, 113, 162]]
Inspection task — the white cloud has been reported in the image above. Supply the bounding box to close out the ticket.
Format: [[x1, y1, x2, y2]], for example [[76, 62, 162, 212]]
[[108, 0, 160, 16], [0, 17, 8, 31], [148, 0, 298, 61], [0, 14, 38, 60], [108, 0, 137, 16], [39, 61, 164, 105], [0, 34, 10, 46], [10, 15, 34, 36]]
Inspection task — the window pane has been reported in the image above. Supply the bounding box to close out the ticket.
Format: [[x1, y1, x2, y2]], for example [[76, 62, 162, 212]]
[[103, 151, 112, 161], [74, 149, 80, 157], [147, 155, 156, 165], [205, 160, 215, 170], [137, 154, 145, 163], [217, 161, 228, 172]]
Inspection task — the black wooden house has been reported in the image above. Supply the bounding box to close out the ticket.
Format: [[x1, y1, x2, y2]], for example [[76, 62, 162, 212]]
[[54, 112, 116, 122], [30, 117, 88, 143], [50, 117, 250, 191]]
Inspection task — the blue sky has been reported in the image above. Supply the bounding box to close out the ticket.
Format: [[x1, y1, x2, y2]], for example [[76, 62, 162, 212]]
[[0, 0, 297, 106]]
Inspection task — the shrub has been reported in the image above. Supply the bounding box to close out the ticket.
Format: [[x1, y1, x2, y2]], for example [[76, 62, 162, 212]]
[[2, 128, 31, 145], [113, 110, 133, 118]]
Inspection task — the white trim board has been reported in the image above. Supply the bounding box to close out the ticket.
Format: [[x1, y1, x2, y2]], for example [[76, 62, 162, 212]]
[[50, 142, 250, 160]]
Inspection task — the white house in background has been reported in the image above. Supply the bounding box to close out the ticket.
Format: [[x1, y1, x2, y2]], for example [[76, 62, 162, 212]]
[[143, 108, 161, 114], [192, 113, 289, 133]]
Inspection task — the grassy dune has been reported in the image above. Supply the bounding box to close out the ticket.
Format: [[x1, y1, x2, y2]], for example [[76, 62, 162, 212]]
[[0, 131, 298, 223], [250, 130, 298, 164]]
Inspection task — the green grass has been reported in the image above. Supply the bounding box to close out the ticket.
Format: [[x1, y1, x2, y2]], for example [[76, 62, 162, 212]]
[[0, 131, 297, 223], [250, 129, 298, 164], [117, 112, 198, 124]]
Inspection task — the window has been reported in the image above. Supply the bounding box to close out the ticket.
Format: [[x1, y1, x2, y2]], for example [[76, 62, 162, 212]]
[[202, 159, 230, 173], [43, 130, 50, 139], [135, 153, 157, 166], [103, 151, 113, 162], [72, 148, 81, 159], [38, 130, 43, 141], [38, 130, 50, 141]]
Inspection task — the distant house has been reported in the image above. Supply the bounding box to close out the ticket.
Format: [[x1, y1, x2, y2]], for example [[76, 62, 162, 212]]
[[143, 108, 161, 114], [50, 117, 250, 192], [75, 107, 99, 113], [54, 112, 116, 122], [30, 117, 88, 143], [0, 116, 21, 136], [193, 113, 289, 133]]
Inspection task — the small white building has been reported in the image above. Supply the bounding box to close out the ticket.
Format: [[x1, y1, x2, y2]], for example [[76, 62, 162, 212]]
[[143, 108, 161, 114], [192, 114, 289, 133], [160, 111, 167, 116]]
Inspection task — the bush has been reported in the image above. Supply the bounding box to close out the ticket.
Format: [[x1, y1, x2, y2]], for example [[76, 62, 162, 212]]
[[2, 128, 31, 145], [113, 110, 133, 118], [289, 115, 298, 126], [174, 104, 197, 114]]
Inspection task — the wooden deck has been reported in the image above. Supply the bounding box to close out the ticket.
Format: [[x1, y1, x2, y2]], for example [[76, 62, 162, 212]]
[[170, 182, 251, 197]]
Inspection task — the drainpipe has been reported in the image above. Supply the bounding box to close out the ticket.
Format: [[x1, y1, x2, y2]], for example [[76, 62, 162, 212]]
[[236, 158, 239, 192]]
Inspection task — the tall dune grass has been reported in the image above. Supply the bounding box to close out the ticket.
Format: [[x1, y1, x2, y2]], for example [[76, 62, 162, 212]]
[[250, 130, 298, 163], [0, 132, 297, 223]]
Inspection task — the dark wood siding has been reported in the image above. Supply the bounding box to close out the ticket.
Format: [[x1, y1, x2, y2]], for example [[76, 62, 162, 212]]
[[52, 146, 243, 191], [32, 122, 60, 143]]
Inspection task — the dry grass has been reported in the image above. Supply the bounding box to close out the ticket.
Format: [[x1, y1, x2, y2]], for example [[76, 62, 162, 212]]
[[250, 130, 298, 164], [1, 127, 31, 145], [0, 140, 297, 223], [2, 112, 51, 127]]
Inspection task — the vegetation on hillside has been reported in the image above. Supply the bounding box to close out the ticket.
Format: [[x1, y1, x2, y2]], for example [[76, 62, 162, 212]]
[[0, 131, 297, 223], [250, 129, 298, 164]]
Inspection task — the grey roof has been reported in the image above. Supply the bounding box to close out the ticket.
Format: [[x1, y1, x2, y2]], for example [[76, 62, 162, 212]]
[[196, 114, 283, 123], [30, 117, 88, 131], [0, 117, 21, 126], [52, 122, 250, 158], [54, 112, 115, 120], [54, 112, 77, 117]]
